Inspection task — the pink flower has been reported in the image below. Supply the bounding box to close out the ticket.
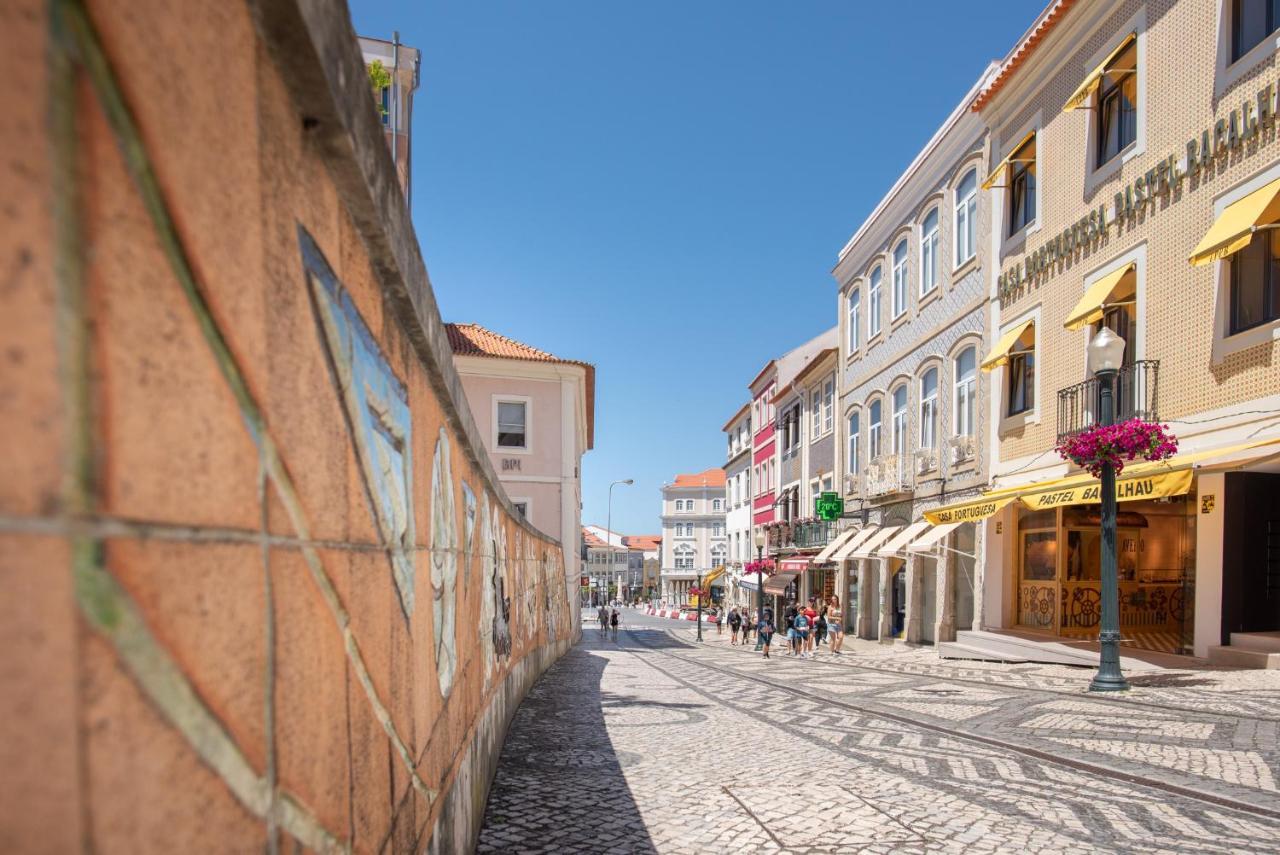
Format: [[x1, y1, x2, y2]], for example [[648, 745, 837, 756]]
[[1056, 419, 1178, 479]]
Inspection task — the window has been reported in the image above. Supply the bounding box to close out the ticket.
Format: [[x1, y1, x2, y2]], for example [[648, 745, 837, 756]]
[[869, 400, 883, 460], [955, 170, 978, 265], [811, 391, 821, 439], [1233, 0, 1280, 61], [675, 544, 694, 569], [713, 498, 722, 511], [513, 501, 528, 518], [847, 288, 861, 352], [954, 347, 977, 437], [919, 368, 938, 450], [496, 400, 527, 448], [869, 267, 883, 336], [713, 523, 723, 537], [920, 209, 939, 295], [823, 380, 834, 434], [847, 412, 860, 475], [1007, 340, 1036, 417], [685, 500, 696, 513], [675, 499, 684, 511], [380, 85, 391, 127], [1096, 41, 1137, 167], [891, 385, 908, 455], [1230, 229, 1280, 333], [892, 240, 908, 317], [1008, 135, 1037, 235]]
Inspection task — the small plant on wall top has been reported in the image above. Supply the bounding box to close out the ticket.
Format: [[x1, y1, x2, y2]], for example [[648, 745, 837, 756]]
[[1055, 418, 1178, 478], [367, 59, 391, 116]]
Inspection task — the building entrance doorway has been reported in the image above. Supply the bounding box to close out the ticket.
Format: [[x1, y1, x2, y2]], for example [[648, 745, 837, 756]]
[[891, 566, 906, 638]]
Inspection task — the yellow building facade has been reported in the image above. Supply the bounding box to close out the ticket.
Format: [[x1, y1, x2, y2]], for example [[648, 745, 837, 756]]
[[960, 0, 1280, 665]]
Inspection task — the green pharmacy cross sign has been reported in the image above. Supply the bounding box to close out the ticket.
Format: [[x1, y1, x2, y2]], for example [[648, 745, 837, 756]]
[[815, 492, 843, 521]]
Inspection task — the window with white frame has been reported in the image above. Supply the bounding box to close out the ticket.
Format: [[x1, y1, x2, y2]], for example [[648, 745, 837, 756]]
[[847, 287, 861, 353], [675, 499, 684, 511], [713, 498, 722, 511], [847, 412, 860, 475], [1095, 39, 1137, 167], [1008, 135, 1037, 236], [892, 240, 908, 317], [685, 499, 696, 513], [954, 169, 977, 266], [713, 523, 723, 537], [919, 367, 938, 450], [823, 380, 834, 434], [869, 399, 883, 460], [892, 385, 908, 455], [920, 208, 939, 295], [496, 399, 528, 449], [869, 266, 883, 336], [954, 346, 977, 437], [1006, 328, 1037, 417], [512, 501, 528, 518], [811, 390, 821, 439], [674, 544, 695, 569], [1232, 0, 1280, 62], [1229, 229, 1280, 334]]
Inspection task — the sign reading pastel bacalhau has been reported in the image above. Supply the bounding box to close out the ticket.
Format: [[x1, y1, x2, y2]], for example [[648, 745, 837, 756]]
[[815, 492, 844, 521]]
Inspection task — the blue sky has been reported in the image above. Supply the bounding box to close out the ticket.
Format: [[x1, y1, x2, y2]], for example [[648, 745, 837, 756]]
[[349, 1, 1043, 535]]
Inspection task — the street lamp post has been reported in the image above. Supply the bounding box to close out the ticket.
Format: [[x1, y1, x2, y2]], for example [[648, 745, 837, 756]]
[[607, 478, 634, 608], [754, 532, 765, 651], [1087, 327, 1130, 693], [695, 572, 704, 642]]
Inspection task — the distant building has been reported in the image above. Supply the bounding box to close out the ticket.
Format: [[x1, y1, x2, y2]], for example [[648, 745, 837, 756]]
[[624, 534, 663, 600], [722, 404, 753, 607], [358, 35, 420, 202], [660, 468, 727, 606], [448, 323, 595, 604]]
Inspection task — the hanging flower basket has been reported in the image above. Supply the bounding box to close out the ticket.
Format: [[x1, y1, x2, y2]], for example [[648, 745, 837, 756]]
[[743, 559, 773, 575], [688, 587, 704, 598], [1055, 418, 1178, 478]]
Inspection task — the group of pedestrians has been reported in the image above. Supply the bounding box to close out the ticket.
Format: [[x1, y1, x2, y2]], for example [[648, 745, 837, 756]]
[[718, 594, 843, 660], [596, 604, 620, 638]]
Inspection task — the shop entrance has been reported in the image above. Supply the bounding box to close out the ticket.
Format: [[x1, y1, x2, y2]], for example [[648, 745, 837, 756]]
[[1222, 473, 1280, 637], [953, 524, 976, 632], [891, 565, 906, 638], [1014, 496, 1195, 654]]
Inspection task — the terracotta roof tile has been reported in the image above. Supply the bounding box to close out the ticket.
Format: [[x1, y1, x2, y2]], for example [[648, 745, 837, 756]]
[[623, 535, 662, 551], [972, 0, 1078, 112], [671, 468, 726, 488]]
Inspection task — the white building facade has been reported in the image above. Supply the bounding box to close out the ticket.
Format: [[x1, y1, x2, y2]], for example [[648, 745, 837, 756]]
[[659, 469, 727, 606]]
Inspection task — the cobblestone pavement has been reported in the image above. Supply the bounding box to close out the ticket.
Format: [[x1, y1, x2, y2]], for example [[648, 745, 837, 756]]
[[477, 620, 1280, 853]]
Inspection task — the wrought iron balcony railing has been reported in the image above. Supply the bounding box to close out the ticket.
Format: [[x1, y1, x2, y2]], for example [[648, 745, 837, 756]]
[[790, 519, 837, 549], [1056, 360, 1159, 443]]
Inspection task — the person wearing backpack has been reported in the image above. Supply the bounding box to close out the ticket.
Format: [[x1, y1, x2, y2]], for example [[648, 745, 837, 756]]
[[728, 608, 742, 645], [792, 608, 811, 658]]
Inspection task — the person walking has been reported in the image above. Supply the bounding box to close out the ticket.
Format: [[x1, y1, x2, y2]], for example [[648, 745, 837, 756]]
[[793, 607, 812, 658], [598, 604, 608, 635], [610, 607, 620, 639], [716, 607, 725, 636], [814, 607, 828, 653], [728, 608, 741, 645], [758, 607, 775, 659], [801, 599, 819, 657], [742, 610, 754, 646], [827, 595, 846, 655], [784, 604, 798, 656]]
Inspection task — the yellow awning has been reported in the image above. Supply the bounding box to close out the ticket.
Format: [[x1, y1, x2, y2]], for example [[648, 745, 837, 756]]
[[924, 496, 1016, 525], [1189, 177, 1280, 266], [1064, 263, 1136, 331], [1019, 469, 1194, 511], [981, 319, 1034, 371], [1063, 33, 1136, 112], [982, 131, 1036, 190]]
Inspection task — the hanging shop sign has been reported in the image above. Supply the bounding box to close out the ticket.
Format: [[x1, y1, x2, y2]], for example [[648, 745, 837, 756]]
[[815, 491, 844, 521], [1019, 469, 1193, 511], [998, 80, 1280, 307]]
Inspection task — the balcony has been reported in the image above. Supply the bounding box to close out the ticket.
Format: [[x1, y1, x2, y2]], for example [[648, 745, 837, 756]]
[[791, 519, 836, 549], [1056, 360, 1159, 443], [864, 454, 910, 498]]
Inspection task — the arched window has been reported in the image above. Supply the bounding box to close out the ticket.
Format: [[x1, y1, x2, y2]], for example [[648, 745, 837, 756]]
[[713, 498, 722, 511], [892, 385, 909, 455], [674, 544, 695, 569], [847, 411, 860, 475], [954, 346, 976, 437], [711, 543, 726, 565], [869, 267, 883, 337], [847, 287, 861, 352], [869, 399, 883, 460], [920, 208, 939, 295], [955, 169, 977, 266], [892, 241, 908, 318], [919, 367, 938, 450]]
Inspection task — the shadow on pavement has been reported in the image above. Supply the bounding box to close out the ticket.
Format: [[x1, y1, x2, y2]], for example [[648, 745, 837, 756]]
[[476, 630, 659, 854]]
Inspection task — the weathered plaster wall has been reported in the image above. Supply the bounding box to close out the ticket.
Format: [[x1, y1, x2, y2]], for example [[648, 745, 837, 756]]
[[0, 0, 576, 851]]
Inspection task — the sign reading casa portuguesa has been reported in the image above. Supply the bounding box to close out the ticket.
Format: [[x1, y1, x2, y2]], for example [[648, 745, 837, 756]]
[[998, 80, 1280, 307]]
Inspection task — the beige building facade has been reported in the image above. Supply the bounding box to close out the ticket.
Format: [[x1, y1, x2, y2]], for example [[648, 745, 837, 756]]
[[959, 0, 1280, 665]]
